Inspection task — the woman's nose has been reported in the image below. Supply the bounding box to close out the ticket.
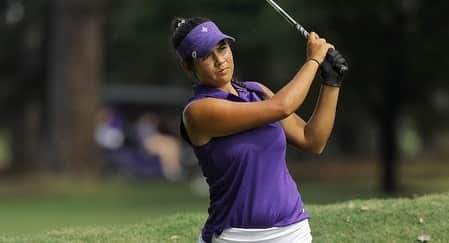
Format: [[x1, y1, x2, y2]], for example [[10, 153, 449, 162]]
[[213, 53, 225, 66]]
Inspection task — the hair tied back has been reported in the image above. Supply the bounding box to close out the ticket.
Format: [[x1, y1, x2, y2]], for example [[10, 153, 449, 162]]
[[177, 19, 186, 30]]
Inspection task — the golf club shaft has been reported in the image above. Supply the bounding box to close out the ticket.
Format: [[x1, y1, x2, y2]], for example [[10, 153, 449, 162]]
[[265, 0, 349, 73], [265, 0, 309, 39]]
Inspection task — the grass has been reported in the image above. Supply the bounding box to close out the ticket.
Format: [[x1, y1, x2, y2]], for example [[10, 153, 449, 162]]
[[0, 178, 207, 236], [0, 175, 403, 235], [308, 193, 448, 242], [0, 192, 447, 242], [0, 159, 448, 241]]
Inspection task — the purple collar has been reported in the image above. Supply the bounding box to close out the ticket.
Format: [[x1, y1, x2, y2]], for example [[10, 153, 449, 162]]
[[191, 82, 253, 103]]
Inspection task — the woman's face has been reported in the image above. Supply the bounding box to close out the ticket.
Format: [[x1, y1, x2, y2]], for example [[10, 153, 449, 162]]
[[192, 40, 234, 87]]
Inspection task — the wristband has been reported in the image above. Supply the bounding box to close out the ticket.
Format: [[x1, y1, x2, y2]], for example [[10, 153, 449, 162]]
[[306, 58, 321, 66]]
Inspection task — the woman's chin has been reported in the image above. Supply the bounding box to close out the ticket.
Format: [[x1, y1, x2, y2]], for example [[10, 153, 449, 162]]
[[216, 76, 232, 85]]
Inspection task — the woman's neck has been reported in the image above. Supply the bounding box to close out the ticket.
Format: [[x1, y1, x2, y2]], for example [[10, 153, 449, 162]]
[[200, 80, 238, 96], [220, 81, 238, 95]]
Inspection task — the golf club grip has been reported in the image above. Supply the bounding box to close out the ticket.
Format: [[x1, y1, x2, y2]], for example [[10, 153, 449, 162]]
[[327, 49, 349, 74], [295, 24, 309, 39], [297, 24, 348, 74], [338, 63, 349, 73]]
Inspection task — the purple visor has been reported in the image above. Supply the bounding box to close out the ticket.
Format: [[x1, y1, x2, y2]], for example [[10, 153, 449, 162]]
[[176, 21, 235, 60]]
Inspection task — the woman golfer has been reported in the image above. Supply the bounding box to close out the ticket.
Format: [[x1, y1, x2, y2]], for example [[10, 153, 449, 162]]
[[171, 17, 346, 243]]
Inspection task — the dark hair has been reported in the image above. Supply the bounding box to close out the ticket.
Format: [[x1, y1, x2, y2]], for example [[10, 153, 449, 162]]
[[171, 17, 210, 70]]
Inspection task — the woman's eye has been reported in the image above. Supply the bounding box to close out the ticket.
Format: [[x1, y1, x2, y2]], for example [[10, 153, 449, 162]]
[[200, 54, 211, 61]]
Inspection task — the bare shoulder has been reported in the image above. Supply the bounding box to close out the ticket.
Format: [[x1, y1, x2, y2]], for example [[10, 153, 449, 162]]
[[183, 98, 218, 122], [181, 86, 289, 143], [182, 98, 228, 145], [182, 97, 235, 128]]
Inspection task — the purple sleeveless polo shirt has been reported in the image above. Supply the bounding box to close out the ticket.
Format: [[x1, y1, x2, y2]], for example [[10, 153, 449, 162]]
[[181, 81, 309, 243]]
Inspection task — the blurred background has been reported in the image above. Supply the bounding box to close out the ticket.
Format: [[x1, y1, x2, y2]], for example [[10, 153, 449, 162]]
[[1, 0, 449, 237]]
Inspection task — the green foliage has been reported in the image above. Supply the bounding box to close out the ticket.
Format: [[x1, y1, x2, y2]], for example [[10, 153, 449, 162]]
[[0, 130, 11, 169], [1, 192, 448, 242], [106, 0, 330, 87], [326, 0, 449, 117]]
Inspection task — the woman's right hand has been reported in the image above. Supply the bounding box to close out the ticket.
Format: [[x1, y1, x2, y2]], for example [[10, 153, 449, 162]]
[[306, 32, 334, 64]]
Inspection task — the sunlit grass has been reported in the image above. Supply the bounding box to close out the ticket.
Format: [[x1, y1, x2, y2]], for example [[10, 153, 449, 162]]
[[0, 158, 448, 237], [1, 193, 448, 242]]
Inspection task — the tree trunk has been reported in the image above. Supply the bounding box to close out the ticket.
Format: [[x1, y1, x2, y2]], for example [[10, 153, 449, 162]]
[[47, 0, 105, 175], [380, 107, 399, 194], [380, 11, 407, 194]]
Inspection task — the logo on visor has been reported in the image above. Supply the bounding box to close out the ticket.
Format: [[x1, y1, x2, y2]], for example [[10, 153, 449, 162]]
[[192, 51, 197, 58], [201, 26, 208, 33]]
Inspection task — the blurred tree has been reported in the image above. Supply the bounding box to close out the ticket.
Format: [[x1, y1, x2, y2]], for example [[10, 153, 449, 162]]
[[105, 0, 326, 88], [103, 0, 449, 193], [47, 0, 106, 175], [326, 0, 449, 193], [0, 0, 47, 174], [2, 0, 446, 184]]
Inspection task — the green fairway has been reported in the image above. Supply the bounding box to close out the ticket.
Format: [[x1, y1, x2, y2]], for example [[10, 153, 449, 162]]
[[0, 176, 385, 236], [1, 192, 448, 242], [0, 178, 208, 236], [0, 159, 448, 239]]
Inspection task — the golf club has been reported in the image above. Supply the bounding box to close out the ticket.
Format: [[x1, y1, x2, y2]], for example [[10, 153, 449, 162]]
[[265, 0, 349, 73]]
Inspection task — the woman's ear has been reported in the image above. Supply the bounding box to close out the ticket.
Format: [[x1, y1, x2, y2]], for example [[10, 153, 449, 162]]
[[180, 62, 191, 72], [180, 61, 198, 80]]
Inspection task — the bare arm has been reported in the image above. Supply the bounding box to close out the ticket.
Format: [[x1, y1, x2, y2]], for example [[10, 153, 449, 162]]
[[258, 83, 340, 154], [183, 60, 319, 146], [184, 32, 333, 146]]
